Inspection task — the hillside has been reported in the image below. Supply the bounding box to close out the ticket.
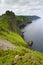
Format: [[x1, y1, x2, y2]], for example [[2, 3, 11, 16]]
[[16, 16, 32, 28], [0, 11, 21, 35], [27, 15, 40, 20], [0, 11, 43, 65]]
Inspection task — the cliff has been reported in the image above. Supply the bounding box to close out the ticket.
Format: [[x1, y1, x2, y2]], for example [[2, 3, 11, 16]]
[[0, 11, 43, 65]]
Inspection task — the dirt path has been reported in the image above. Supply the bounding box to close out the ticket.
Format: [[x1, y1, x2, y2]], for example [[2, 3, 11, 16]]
[[0, 39, 16, 50]]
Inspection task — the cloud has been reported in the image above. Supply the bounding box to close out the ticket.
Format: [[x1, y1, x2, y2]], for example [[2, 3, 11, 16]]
[[0, 0, 43, 15], [2, 0, 43, 6]]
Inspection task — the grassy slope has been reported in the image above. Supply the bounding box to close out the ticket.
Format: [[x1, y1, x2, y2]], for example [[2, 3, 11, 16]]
[[0, 11, 43, 65]]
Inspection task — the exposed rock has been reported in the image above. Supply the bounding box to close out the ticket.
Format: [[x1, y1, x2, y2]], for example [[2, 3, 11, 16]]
[[0, 39, 15, 50], [21, 33, 24, 38], [27, 40, 33, 46]]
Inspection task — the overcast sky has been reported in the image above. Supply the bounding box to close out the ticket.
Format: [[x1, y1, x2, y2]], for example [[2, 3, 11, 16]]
[[0, 0, 43, 15]]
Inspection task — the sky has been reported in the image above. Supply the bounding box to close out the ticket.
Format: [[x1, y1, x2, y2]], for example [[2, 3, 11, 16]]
[[0, 0, 43, 16]]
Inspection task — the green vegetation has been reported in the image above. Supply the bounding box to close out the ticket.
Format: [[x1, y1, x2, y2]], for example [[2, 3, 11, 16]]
[[0, 47, 43, 65], [16, 16, 32, 26], [0, 11, 43, 65]]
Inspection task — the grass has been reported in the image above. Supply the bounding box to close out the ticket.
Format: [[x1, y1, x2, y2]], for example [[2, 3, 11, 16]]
[[0, 47, 43, 65]]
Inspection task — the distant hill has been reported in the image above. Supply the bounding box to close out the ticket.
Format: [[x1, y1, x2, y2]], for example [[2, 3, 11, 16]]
[[27, 15, 40, 20]]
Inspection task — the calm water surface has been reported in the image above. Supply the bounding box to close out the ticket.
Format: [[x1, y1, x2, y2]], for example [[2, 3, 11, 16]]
[[21, 17, 43, 52]]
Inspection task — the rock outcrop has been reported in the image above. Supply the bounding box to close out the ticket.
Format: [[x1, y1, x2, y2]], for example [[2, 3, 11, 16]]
[[27, 40, 33, 46]]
